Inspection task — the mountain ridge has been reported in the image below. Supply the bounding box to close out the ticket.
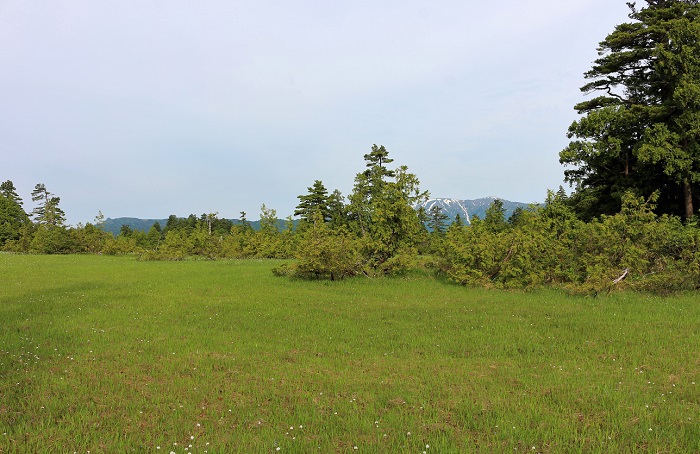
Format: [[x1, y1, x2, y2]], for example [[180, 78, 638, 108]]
[[416, 197, 534, 224], [100, 197, 536, 234]]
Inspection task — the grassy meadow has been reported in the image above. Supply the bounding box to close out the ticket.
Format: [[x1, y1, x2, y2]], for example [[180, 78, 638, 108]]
[[1, 254, 699, 453]]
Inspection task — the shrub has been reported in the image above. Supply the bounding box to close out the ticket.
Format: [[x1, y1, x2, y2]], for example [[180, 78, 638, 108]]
[[437, 191, 700, 294], [282, 214, 363, 280]]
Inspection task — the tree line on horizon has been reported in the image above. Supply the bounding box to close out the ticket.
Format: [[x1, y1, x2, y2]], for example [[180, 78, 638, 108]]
[[2, 0, 700, 294]]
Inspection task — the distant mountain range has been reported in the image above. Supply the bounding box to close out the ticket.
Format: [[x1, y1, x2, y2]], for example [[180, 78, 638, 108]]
[[415, 197, 534, 224], [100, 197, 535, 235], [99, 217, 276, 236], [101, 218, 168, 235]]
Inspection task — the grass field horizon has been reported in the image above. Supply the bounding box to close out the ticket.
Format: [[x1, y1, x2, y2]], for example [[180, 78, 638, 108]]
[[1, 255, 699, 452]]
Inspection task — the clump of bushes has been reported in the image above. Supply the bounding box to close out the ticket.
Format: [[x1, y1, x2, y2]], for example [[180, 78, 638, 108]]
[[437, 191, 700, 294]]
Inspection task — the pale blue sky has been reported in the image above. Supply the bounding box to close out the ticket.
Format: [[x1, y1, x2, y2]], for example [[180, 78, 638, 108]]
[[1, 0, 632, 224]]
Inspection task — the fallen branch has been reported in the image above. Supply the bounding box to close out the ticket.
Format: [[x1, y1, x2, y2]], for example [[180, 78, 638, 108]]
[[612, 267, 630, 285]]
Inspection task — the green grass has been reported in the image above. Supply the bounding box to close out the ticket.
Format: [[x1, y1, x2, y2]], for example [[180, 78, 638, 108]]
[[1, 254, 699, 453]]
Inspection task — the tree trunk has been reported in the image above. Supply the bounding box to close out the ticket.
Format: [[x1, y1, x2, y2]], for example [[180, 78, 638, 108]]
[[684, 180, 694, 220]]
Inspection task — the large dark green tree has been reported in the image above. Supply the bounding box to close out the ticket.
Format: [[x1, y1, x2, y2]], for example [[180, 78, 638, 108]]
[[483, 198, 508, 233], [0, 180, 29, 246], [254, 204, 284, 258], [363, 144, 395, 179], [0, 197, 28, 246], [294, 180, 331, 223], [27, 183, 72, 253], [1, 180, 23, 207], [427, 204, 449, 234], [326, 189, 347, 227], [561, 0, 700, 220], [31, 183, 66, 227], [348, 145, 428, 269]]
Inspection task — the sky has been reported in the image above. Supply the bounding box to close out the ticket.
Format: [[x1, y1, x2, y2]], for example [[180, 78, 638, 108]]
[[1, 0, 633, 225]]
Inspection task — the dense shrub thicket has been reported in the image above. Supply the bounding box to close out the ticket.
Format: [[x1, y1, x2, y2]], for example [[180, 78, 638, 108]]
[[3, 173, 700, 294], [438, 191, 700, 294], [5, 1, 700, 294]]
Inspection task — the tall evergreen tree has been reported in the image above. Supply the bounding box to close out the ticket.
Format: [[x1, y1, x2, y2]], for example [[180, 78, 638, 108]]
[[348, 145, 428, 268], [427, 204, 449, 234], [363, 144, 395, 179], [165, 215, 180, 232], [483, 199, 508, 233], [31, 183, 66, 226], [238, 211, 253, 232], [203, 212, 218, 235], [1, 180, 23, 206], [0, 192, 29, 246], [561, 0, 700, 219], [326, 189, 348, 227], [295, 180, 331, 223], [259, 204, 278, 233], [0, 180, 27, 247]]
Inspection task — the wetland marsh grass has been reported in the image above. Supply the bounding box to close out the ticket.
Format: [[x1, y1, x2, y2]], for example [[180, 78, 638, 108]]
[[1, 254, 699, 452]]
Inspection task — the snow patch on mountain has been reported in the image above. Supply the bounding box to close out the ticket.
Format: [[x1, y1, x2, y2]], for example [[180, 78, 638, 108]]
[[422, 198, 471, 224], [415, 197, 533, 225]]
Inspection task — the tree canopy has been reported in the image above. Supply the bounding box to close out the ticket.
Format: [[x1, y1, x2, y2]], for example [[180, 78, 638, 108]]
[[8, 6, 700, 295], [294, 180, 331, 223], [561, 0, 700, 220], [31, 183, 66, 227]]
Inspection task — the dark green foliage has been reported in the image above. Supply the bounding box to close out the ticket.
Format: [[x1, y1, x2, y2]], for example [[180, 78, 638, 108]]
[[0, 188, 29, 246], [70, 223, 111, 253], [119, 225, 134, 237], [438, 190, 700, 293], [238, 211, 252, 232], [363, 144, 395, 179], [348, 146, 428, 272], [6, 123, 700, 294], [165, 214, 180, 232], [30, 184, 66, 227], [295, 180, 331, 223], [143, 224, 163, 250], [253, 204, 284, 258], [427, 204, 449, 234], [1, 180, 23, 206], [482, 198, 507, 233], [507, 206, 525, 226], [282, 145, 428, 278], [29, 225, 76, 254], [275, 211, 362, 280], [8, 182, 74, 253], [1, 181, 291, 257], [562, 0, 700, 219], [326, 189, 347, 227]]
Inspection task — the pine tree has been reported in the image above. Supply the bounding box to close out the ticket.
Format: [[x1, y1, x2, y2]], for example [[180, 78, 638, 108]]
[[31, 183, 66, 227], [0, 191, 29, 246], [363, 144, 395, 179], [427, 204, 449, 234], [326, 189, 348, 227], [238, 211, 252, 232], [1, 180, 23, 206], [483, 199, 507, 233], [561, 0, 700, 219], [348, 145, 428, 269], [294, 180, 331, 223]]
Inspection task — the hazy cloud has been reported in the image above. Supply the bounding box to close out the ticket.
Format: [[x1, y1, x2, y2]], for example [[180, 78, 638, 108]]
[[1, 0, 631, 223]]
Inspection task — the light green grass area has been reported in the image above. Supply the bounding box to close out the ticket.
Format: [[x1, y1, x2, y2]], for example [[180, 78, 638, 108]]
[[1, 255, 699, 453]]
